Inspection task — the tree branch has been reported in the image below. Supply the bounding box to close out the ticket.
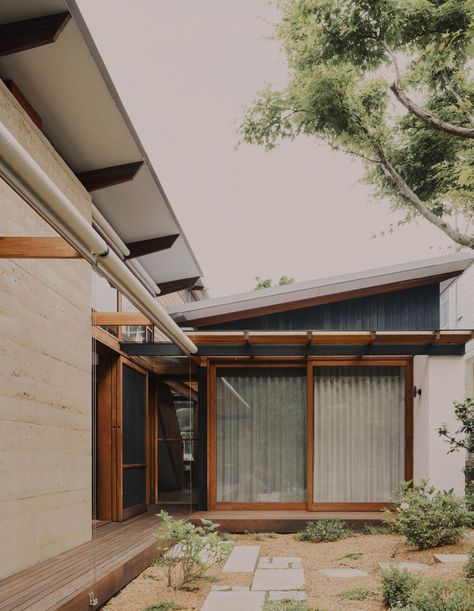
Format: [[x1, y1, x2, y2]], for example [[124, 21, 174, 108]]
[[383, 42, 474, 139], [442, 73, 474, 128], [374, 144, 474, 248]]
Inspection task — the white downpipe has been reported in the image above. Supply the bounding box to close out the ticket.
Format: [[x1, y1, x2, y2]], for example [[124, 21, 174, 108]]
[[0, 122, 197, 354]]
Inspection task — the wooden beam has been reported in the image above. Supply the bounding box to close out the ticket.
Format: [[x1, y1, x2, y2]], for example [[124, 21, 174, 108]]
[[76, 161, 143, 191], [0, 12, 71, 57], [0, 237, 80, 259], [164, 379, 198, 402], [125, 234, 179, 260], [158, 276, 200, 296], [93, 312, 152, 326]]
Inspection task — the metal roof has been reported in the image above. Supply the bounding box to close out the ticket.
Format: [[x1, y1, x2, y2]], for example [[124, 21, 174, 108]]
[[168, 253, 474, 324], [0, 0, 203, 288]]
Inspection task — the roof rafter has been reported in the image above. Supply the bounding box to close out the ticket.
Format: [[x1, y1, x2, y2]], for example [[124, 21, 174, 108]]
[[125, 234, 179, 260], [76, 161, 143, 191], [0, 12, 71, 56]]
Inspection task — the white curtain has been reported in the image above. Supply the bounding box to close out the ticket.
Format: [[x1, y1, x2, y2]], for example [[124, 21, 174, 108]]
[[313, 366, 405, 502], [216, 369, 306, 502]]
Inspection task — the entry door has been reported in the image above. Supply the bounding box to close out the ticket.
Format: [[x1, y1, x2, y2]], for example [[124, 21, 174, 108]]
[[120, 361, 148, 520], [308, 359, 412, 511]]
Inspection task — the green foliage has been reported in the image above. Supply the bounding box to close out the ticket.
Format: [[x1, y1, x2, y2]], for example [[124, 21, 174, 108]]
[[339, 552, 362, 560], [340, 587, 376, 601], [465, 547, 474, 579], [362, 523, 393, 535], [382, 480, 472, 550], [438, 398, 474, 454], [465, 480, 474, 513], [264, 601, 313, 611], [241, 0, 474, 248], [408, 577, 474, 610], [381, 566, 420, 608], [296, 519, 351, 542], [254, 275, 295, 290], [154, 511, 231, 590], [144, 603, 183, 611]]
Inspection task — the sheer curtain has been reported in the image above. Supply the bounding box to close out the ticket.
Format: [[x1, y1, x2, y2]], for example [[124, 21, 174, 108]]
[[313, 366, 405, 503], [216, 368, 306, 502]]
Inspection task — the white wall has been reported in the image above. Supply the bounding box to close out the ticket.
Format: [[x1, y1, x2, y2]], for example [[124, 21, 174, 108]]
[[0, 84, 92, 578], [413, 355, 466, 495]]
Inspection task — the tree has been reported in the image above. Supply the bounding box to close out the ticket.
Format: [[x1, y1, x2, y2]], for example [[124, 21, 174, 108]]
[[241, 0, 474, 249], [254, 275, 296, 289]]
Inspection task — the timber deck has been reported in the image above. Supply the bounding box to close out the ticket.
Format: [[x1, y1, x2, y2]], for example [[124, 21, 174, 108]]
[[0, 506, 382, 610]]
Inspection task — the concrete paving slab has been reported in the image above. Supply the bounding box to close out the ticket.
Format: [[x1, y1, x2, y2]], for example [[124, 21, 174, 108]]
[[379, 562, 429, 572], [434, 553, 469, 564], [223, 546, 260, 573], [211, 585, 250, 591], [319, 568, 369, 578], [201, 591, 265, 611], [252, 568, 305, 591], [258, 557, 302, 569], [268, 591, 307, 601]]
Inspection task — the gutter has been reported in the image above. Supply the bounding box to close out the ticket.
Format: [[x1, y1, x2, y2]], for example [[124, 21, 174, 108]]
[[0, 121, 197, 355]]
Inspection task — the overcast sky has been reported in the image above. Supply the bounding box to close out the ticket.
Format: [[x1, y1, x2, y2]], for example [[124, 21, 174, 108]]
[[76, 0, 455, 297]]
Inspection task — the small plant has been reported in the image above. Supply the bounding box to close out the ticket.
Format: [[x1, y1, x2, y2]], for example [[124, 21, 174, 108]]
[[381, 566, 420, 609], [340, 587, 375, 601], [362, 523, 393, 535], [296, 519, 351, 542], [144, 603, 183, 611], [339, 552, 362, 561], [264, 601, 312, 611], [154, 511, 231, 590], [408, 577, 474, 610], [465, 547, 474, 579], [383, 480, 472, 550]]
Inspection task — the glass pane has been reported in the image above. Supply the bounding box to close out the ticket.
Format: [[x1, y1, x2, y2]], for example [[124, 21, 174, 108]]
[[216, 368, 306, 502], [314, 366, 405, 502], [92, 271, 117, 311]]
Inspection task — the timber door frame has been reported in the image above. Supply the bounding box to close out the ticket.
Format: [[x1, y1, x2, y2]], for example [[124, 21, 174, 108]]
[[307, 356, 413, 512]]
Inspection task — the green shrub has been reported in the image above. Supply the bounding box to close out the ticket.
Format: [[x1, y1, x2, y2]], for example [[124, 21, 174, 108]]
[[465, 547, 474, 579], [408, 578, 474, 610], [296, 519, 351, 542], [144, 603, 183, 611], [381, 566, 419, 608], [465, 481, 474, 513], [383, 480, 472, 550], [154, 511, 231, 590], [340, 587, 375, 601]]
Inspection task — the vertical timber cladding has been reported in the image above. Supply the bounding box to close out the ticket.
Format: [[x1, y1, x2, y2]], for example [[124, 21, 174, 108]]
[[120, 359, 149, 520]]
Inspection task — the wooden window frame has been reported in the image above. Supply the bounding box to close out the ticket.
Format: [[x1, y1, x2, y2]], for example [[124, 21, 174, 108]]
[[207, 357, 413, 512], [307, 356, 413, 511]]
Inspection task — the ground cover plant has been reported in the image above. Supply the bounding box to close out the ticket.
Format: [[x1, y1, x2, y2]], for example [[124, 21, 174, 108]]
[[340, 586, 376, 601], [296, 519, 351, 542], [465, 547, 474, 579], [144, 603, 183, 611], [154, 511, 230, 590], [381, 566, 421, 608], [383, 480, 472, 549]]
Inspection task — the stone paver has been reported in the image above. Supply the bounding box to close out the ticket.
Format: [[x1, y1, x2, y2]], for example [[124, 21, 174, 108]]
[[201, 591, 265, 611], [252, 568, 305, 591], [268, 591, 307, 601], [259, 556, 302, 569], [379, 562, 429, 572], [211, 585, 250, 591], [434, 553, 469, 564], [223, 546, 260, 573], [319, 568, 369, 578]]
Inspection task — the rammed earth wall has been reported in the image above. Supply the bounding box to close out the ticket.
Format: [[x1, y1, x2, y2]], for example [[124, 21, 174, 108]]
[[0, 82, 92, 578]]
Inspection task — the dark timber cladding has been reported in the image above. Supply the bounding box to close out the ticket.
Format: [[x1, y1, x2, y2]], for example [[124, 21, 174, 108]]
[[200, 284, 440, 331]]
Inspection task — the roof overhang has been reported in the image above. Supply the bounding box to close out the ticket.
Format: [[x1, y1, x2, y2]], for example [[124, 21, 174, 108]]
[[0, 0, 202, 292], [168, 254, 474, 327]]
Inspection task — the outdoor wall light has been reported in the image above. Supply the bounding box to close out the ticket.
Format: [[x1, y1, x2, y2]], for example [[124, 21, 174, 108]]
[[413, 385, 422, 398]]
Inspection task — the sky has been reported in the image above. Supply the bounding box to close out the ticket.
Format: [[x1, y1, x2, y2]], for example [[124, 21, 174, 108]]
[[76, 0, 455, 297]]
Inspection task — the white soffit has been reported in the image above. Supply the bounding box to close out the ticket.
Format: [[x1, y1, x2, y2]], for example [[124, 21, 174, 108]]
[[0, 0, 202, 287], [169, 253, 474, 322]]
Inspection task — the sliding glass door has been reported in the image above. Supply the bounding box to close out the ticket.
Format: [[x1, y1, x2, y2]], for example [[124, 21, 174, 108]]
[[213, 366, 306, 507], [310, 362, 408, 508]]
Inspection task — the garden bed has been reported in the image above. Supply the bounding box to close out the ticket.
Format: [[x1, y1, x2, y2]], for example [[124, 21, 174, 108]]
[[103, 529, 474, 611]]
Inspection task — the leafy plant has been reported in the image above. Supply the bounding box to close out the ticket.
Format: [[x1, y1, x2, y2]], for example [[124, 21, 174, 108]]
[[362, 523, 393, 535], [340, 587, 375, 601], [381, 566, 420, 608], [383, 480, 472, 550], [438, 399, 474, 453], [144, 603, 183, 611], [154, 511, 231, 590], [465, 547, 474, 579], [408, 577, 474, 610], [296, 519, 351, 542], [264, 601, 312, 611], [340, 552, 362, 561]]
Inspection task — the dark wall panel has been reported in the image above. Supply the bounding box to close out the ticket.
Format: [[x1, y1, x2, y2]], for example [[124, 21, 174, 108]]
[[201, 285, 440, 331]]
